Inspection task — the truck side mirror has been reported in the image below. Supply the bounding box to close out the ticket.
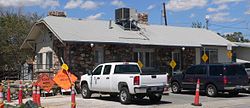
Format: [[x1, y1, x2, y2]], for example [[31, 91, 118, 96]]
[[87, 71, 92, 75]]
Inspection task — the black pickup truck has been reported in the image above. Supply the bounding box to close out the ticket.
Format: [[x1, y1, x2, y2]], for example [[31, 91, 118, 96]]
[[171, 64, 250, 97]]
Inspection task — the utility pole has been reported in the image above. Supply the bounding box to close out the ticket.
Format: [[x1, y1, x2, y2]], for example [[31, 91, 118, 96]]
[[205, 15, 209, 30], [163, 2, 167, 26]]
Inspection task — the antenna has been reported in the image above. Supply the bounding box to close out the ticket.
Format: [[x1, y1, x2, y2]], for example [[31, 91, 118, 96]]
[[205, 15, 209, 30], [163, 2, 167, 26]]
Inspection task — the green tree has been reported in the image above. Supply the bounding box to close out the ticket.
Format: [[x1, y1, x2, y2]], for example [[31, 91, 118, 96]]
[[218, 32, 249, 42], [0, 8, 42, 71]]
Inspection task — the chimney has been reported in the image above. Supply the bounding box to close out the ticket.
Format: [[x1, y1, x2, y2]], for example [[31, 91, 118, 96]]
[[48, 11, 67, 17], [137, 13, 148, 25]]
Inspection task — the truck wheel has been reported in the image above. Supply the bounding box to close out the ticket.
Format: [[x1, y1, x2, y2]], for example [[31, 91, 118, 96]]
[[149, 93, 162, 103], [119, 87, 131, 104], [171, 82, 181, 93], [81, 83, 91, 99], [206, 84, 217, 97]]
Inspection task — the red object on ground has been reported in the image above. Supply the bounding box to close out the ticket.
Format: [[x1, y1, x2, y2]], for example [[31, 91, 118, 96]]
[[71, 86, 76, 108], [7, 82, 11, 102], [191, 79, 202, 106], [0, 84, 4, 108], [32, 84, 37, 104], [18, 81, 23, 105], [37, 86, 41, 106]]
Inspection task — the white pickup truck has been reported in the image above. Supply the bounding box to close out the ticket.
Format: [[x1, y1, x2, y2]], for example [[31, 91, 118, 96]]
[[80, 62, 168, 104]]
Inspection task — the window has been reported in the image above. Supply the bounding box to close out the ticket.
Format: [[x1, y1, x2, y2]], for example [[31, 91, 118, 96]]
[[46, 52, 53, 69], [201, 49, 218, 64], [195, 65, 207, 74], [209, 65, 224, 76], [133, 51, 154, 68], [92, 65, 103, 75], [225, 65, 246, 76], [186, 66, 196, 74], [94, 48, 104, 64], [173, 52, 181, 71], [37, 53, 43, 69], [114, 64, 140, 74], [103, 65, 111, 75]]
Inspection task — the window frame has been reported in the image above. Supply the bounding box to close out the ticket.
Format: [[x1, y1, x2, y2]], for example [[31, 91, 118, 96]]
[[92, 65, 103, 75], [103, 65, 112, 75]]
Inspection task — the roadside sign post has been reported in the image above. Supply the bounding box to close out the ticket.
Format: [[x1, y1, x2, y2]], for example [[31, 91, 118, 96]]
[[202, 48, 208, 63], [227, 43, 233, 61], [53, 58, 77, 108]]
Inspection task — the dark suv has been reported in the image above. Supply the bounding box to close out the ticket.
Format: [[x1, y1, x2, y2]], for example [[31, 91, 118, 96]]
[[171, 64, 250, 97]]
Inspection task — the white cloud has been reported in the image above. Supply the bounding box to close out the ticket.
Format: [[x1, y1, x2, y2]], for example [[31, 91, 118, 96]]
[[147, 4, 156, 10], [166, 0, 207, 11], [245, 9, 250, 15], [81, 0, 103, 10], [42, 0, 60, 9], [209, 12, 238, 22], [0, 0, 59, 8], [207, 4, 228, 12], [212, 0, 244, 4], [64, 0, 82, 9], [86, 13, 104, 20], [111, 0, 125, 7]]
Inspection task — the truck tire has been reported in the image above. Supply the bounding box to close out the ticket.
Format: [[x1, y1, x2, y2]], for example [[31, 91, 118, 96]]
[[119, 87, 131, 104], [171, 82, 181, 93], [149, 93, 162, 103], [81, 83, 91, 98], [206, 84, 217, 97]]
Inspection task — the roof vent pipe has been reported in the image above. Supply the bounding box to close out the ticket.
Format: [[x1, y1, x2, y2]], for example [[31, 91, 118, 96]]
[[109, 19, 113, 29]]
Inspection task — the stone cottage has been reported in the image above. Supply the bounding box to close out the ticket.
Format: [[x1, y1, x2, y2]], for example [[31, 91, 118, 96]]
[[20, 14, 236, 79]]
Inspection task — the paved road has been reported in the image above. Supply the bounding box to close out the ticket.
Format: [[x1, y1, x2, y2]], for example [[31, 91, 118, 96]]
[[36, 91, 250, 108]]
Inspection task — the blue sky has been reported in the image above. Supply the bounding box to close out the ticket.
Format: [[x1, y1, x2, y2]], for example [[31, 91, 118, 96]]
[[1, 0, 250, 39]]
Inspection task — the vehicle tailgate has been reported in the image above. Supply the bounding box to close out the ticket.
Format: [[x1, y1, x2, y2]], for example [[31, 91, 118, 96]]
[[140, 74, 168, 86]]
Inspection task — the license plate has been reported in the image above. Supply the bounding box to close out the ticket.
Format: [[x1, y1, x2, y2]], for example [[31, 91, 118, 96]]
[[151, 87, 157, 91]]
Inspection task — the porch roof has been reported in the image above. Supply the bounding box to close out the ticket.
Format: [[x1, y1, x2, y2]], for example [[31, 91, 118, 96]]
[[21, 16, 236, 49]]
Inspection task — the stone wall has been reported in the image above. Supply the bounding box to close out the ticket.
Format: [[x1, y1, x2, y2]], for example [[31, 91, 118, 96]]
[[52, 41, 196, 78]]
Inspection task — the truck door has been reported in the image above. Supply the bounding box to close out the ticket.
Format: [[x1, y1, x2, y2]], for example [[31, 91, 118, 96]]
[[182, 66, 196, 89], [91, 65, 103, 91], [99, 65, 112, 92], [194, 65, 207, 90]]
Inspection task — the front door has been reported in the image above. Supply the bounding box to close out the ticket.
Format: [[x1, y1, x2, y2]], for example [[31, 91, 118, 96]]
[[182, 66, 196, 89], [99, 65, 112, 92], [91, 65, 103, 91]]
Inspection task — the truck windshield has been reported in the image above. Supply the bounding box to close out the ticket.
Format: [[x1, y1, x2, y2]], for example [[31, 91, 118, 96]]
[[114, 64, 140, 74]]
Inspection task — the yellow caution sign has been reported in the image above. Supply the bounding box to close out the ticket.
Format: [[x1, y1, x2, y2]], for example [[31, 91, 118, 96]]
[[137, 60, 143, 68], [202, 53, 208, 62], [170, 59, 177, 69], [227, 51, 232, 59], [61, 63, 69, 71]]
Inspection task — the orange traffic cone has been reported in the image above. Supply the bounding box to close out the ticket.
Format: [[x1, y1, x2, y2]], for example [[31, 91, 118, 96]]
[[71, 86, 76, 108], [191, 79, 202, 106], [32, 83, 37, 104], [7, 81, 11, 102], [36, 86, 41, 106], [0, 84, 4, 108], [18, 81, 23, 105]]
